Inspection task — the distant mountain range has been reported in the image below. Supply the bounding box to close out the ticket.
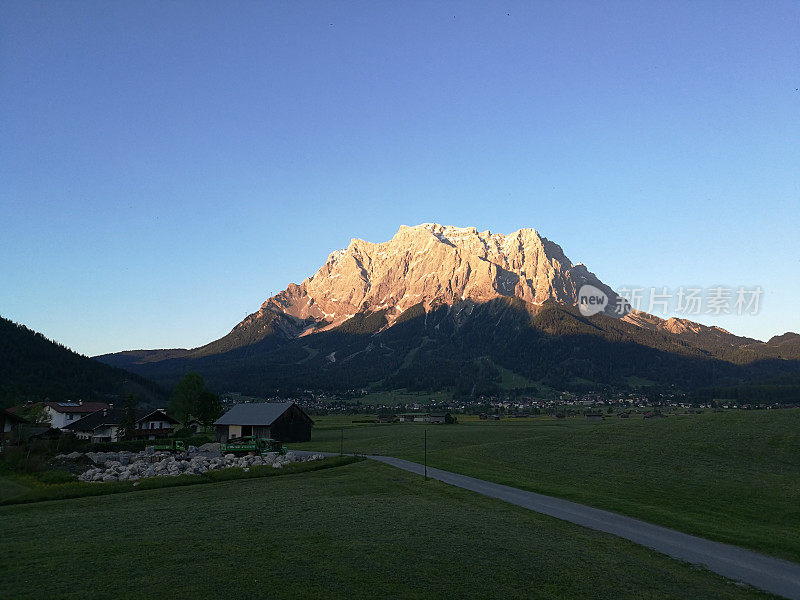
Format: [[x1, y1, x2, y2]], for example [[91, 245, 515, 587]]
[[0, 316, 167, 409], [95, 224, 800, 399]]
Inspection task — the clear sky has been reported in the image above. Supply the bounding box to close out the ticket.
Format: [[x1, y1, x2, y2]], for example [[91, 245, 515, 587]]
[[1, 1, 798, 356]]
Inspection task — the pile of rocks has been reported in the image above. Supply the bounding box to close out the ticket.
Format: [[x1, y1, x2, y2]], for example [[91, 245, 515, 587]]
[[51, 446, 325, 483]]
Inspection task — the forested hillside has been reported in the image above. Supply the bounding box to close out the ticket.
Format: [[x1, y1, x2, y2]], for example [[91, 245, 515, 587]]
[[0, 316, 167, 409], [96, 301, 800, 401]]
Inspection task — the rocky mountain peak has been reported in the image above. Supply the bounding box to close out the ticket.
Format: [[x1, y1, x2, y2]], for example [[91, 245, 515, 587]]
[[241, 223, 622, 341]]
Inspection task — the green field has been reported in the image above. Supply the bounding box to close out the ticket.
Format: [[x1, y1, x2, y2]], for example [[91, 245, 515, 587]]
[[355, 389, 454, 406], [294, 409, 800, 562], [0, 460, 778, 600]]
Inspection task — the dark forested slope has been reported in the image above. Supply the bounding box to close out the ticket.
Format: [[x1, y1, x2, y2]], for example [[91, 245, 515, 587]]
[[0, 316, 167, 409]]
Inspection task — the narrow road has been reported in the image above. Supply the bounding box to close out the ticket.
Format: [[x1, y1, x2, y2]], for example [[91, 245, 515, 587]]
[[296, 451, 800, 599]]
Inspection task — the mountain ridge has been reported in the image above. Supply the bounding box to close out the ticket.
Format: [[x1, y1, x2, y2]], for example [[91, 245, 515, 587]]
[[189, 223, 627, 357], [93, 223, 800, 397]]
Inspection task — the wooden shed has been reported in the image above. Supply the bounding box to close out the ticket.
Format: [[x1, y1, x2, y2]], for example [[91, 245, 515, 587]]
[[214, 402, 313, 443]]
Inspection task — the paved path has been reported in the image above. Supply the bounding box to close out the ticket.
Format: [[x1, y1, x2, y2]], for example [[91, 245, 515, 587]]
[[297, 451, 800, 599]]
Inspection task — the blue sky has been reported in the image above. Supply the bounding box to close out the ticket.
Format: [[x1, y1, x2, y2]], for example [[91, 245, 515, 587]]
[[1, 1, 798, 356]]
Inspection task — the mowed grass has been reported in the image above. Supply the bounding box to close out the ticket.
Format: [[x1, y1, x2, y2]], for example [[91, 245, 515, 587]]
[[0, 460, 778, 600], [293, 409, 800, 562], [0, 476, 31, 503]]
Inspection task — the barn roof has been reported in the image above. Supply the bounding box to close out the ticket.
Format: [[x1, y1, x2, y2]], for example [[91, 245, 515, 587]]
[[214, 402, 297, 426]]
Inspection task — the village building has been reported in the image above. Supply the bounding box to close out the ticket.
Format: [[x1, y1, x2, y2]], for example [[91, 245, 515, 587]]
[[428, 412, 454, 424], [10, 400, 109, 429], [398, 413, 432, 423], [64, 408, 178, 442], [25, 427, 63, 441], [214, 402, 313, 443], [42, 401, 110, 429], [585, 413, 605, 422], [0, 408, 27, 440], [135, 410, 179, 438]]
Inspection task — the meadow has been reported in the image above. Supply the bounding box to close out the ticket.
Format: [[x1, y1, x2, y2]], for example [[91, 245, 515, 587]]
[[0, 460, 778, 600], [293, 409, 800, 562]]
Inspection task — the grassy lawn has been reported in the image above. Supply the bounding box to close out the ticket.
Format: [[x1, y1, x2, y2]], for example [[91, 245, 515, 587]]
[[293, 410, 800, 562], [0, 460, 778, 600], [0, 475, 32, 503]]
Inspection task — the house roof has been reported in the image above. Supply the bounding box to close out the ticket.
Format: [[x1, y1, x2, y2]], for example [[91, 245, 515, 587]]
[[20, 426, 62, 440], [64, 408, 125, 432], [64, 408, 172, 432], [45, 401, 109, 414], [139, 410, 179, 425], [214, 402, 299, 426], [0, 408, 27, 424]]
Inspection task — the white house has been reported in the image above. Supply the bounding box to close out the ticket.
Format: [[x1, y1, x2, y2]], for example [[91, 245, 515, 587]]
[[64, 408, 178, 442], [42, 401, 110, 429], [135, 410, 179, 439]]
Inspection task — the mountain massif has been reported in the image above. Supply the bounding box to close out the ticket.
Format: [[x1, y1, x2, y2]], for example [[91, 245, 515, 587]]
[[96, 224, 800, 399]]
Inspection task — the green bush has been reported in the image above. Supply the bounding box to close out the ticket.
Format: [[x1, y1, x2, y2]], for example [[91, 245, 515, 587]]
[[81, 435, 212, 453]]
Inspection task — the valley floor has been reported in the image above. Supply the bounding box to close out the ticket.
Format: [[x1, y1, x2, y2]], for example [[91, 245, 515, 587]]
[[292, 409, 800, 563], [0, 460, 779, 600]]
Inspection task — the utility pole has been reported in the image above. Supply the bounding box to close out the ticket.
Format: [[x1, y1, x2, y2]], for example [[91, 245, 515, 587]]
[[424, 429, 427, 480]]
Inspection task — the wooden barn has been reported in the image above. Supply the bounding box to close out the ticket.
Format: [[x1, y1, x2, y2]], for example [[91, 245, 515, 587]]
[[214, 402, 313, 443]]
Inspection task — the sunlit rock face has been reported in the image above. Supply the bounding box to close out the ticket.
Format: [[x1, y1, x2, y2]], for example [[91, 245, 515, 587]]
[[222, 223, 622, 347]]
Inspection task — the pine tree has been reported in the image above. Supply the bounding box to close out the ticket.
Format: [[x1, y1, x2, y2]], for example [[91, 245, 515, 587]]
[[119, 394, 138, 441]]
